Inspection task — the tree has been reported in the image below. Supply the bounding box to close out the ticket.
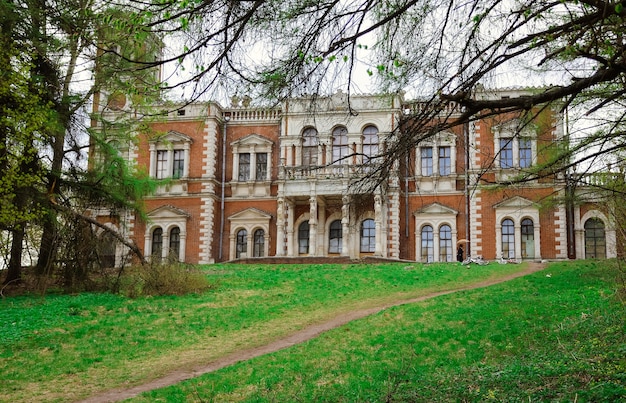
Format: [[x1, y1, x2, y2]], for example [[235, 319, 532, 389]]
[[0, 0, 158, 287], [126, 0, 626, 185]]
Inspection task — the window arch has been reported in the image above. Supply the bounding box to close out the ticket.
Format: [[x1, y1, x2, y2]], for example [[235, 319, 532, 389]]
[[99, 232, 117, 268], [332, 126, 349, 164], [584, 218, 606, 259], [253, 229, 265, 257], [151, 227, 163, 261], [298, 221, 310, 254], [502, 219, 515, 258], [521, 218, 534, 259], [363, 126, 379, 162], [329, 220, 343, 253], [169, 226, 181, 261], [360, 219, 375, 252], [421, 225, 434, 262], [236, 229, 247, 258], [439, 224, 452, 262], [302, 127, 318, 166]]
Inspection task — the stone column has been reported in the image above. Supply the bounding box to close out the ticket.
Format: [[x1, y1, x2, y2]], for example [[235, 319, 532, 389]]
[[374, 194, 383, 256], [183, 143, 190, 178], [286, 199, 295, 256], [515, 223, 522, 260], [149, 144, 156, 177], [341, 195, 350, 256], [309, 196, 318, 256], [276, 198, 285, 256]]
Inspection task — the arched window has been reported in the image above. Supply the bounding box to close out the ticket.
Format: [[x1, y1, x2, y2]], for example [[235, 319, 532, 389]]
[[298, 221, 310, 254], [253, 229, 265, 257], [236, 229, 247, 258], [329, 220, 342, 253], [302, 127, 318, 166], [439, 224, 453, 262], [502, 219, 515, 258], [151, 227, 163, 261], [360, 219, 375, 252], [332, 126, 349, 164], [584, 218, 606, 259], [99, 232, 117, 268], [421, 225, 434, 262], [521, 218, 534, 259], [363, 126, 379, 162], [169, 227, 181, 261]]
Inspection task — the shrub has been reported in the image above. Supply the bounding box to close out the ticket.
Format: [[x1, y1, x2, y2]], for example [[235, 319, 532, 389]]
[[118, 263, 216, 297]]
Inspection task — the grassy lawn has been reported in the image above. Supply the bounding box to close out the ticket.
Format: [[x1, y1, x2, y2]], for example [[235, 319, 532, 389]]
[[1, 260, 624, 402]]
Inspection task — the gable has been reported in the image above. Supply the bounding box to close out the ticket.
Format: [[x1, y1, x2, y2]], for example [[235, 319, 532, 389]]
[[228, 208, 272, 222], [231, 134, 273, 148], [147, 205, 191, 219], [150, 130, 193, 144], [414, 203, 458, 216], [493, 196, 536, 210]]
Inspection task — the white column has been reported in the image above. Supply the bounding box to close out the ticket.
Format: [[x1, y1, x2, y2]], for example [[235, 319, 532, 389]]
[[167, 150, 173, 179], [513, 138, 520, 168], [250, 146, 257, 181], [266, 149, 272, 180], [179, 232, 187, 262], [533, 224, 541, 260], [232, 146, 239, 181], [286, 200, 295, 256], [276, 198, 285, 256], [309, 196, 318, 256], [451, 145, 457, 174], [341, 196, 350, 256], [149, 144, 156, 177], [183, 143, 190, 178], [433, 231, 440, 262], [374, 194, 383, 256], [162, 232, 169, 260], [515, 223, 522, 260], [317, 199, 326, 255]]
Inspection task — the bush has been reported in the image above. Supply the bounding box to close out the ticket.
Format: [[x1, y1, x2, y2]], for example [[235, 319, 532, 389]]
[[117, 263, 216, 297]]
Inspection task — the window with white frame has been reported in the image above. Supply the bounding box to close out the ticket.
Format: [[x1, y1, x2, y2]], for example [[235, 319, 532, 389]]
[[439, 146, 451, 176], [149, 131, 192, 180], [253, 229, 265, 257], [501, 219, 515, 258], [302, 127, 318, 166], [238, 153, 250, 181], [332, 126, 349, 164], [439, 224, 453, 261], [363, 126, 379, 162], [416, 132, 456, 177], [236, 229, 247, 258], [169, 226, 180, 261], [421, 225, 434, 262], [151, 227, 163, 261], [329, 220, 342, 253], [421, 147, 433, 176], [493, 120, 537, 171], [227, 208, 271, 260], [231, 134, 273, 184], [360, 219, 375, 252], [298, 221, 310, 254]]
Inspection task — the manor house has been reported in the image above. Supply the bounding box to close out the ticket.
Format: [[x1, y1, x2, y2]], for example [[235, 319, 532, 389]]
[[93, 89, 616, 265]]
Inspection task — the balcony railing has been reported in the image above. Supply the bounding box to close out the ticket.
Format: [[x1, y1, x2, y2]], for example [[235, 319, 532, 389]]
[[280, 163, 380, 180]]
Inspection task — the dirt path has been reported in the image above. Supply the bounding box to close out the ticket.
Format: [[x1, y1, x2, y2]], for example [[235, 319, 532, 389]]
[[78, 262, 545, 403]]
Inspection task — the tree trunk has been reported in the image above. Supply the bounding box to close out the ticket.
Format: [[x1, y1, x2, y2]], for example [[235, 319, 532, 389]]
[[4, 228, 25, 284]]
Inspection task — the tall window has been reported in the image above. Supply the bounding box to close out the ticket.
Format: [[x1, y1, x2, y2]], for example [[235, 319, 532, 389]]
[[499, 138, 514, 169], [519, 138, 532, 168], [329, 220, 342, 253], [298, 221, 310, 254], [584, 218, 606, 259], [253, 229, 265, 257], [421, 225, 434, 262], [236, 229, 247, 258], [360, 219, 375, 252], [151, 228, 163, 260], [363, 126, 379, 162], [421, 147, 433, 176], [439, 146, 451, 176], [439, 224, 452, 262], [172, 150, 184, 178], [169, 227, 180, 261], [238, 153, 250, 181], [332, 126, 349, 164], [99, 232, 117, 268], [156, 151, 168, 179], [302, 127, 318, 166], [256, 153, 267, 180], [521, 218, 534, 259], [502, 219, 515, 258]]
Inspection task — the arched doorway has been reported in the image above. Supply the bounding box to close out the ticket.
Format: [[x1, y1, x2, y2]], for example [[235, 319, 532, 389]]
[[584, 218, 606, 259]]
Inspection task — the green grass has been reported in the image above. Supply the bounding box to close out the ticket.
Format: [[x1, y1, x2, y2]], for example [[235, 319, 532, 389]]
[[1, 261, 623, 402], [128, 260, 626, 403]]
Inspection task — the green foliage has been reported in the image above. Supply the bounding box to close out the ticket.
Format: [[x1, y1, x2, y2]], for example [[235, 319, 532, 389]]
[[117, 263, 216, 297]]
